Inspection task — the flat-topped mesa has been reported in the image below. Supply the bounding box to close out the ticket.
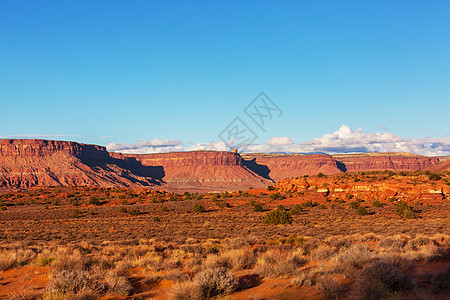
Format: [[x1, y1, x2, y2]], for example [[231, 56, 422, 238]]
[[0, 139, 157, 190], [0, 139, 110, 162], [241, 154, 343, 181], [113, 151, 273, 189], [114, 150, 244, 167], [333, 154, 439, 172]]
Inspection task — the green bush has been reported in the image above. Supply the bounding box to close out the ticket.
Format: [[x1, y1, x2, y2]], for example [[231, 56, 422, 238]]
[[302, 200, 317, 208], [269, 193, 282, 200], [153, 217, 161, 222], [395, 201, 416, 219], [317, 172, 325, 178], [71, 209, 80, 218], [355, 206, 368, 215], [128, 209, 140, 216], [429, 173, 442, 181], [161, 205, 168, 212], [350, 201, 360, 209], [192, 203, 205, 213], [119, 207, 127, 213], [291, 204, 303, 215], [372, 200, 384, 207], [89, 196, 101, 206], [121, 200, 128, 205], [253, 202, 263, 212], [262, 209, 293, 225], [266, 185, 275, 191]]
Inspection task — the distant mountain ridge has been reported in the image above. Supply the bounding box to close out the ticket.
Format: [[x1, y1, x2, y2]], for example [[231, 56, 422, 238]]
[[0, 139, 445, 191]]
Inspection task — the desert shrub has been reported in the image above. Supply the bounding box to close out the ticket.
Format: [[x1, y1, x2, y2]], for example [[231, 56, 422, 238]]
[[269, 192, 281, 200], [224, 248, 255, 270], [0, 248, 36, 271], [355, 206, 368, 215], [329, 244, 373, 277], [310, 244, 337, 260], [121, 200, 128, 205], [161, 205, 168, 212], [291, 204, 303, 215], [45, 270, 106, 298], [0, 205, 7, 211], [350, 201, 360, 209], [317, 172, 325, 178], [431, 265, 450, 293], [266, 185, 275, 191], [89, 196, 101, 205], [0, 250, 18, 271], [71, 209, 80, 218], [355, 261, 412, 299], [51, 248, 85, 271], [395, 201, 416, 219], [262, 209, 292, 225], [317, 276, 344, 299], [257, 249, 305, 276], [372, 200, 384, 207], [253, 202, 263, 212], [429, 173, 442, 181], [153, 217, 161, 222], [128, 209, 140, 216], [377, 236, 408, 252], [194, 267, 238, 298], [302, 200, 317, 208], [192, 203, 205, 213], [277, 204, 285, 211], [37, 250, 55, 266], [210, 194, 218, 202], [169, 281, 200, 300], [318, 204, 327, 209], [119, 207, 127, 213], [105, 273, 133, 296]]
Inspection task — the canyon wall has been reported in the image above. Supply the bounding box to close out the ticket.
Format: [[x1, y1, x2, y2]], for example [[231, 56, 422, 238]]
[[0, 139, 445, 191], [0, 139, 159, 189], [113, 151, 274, 190]]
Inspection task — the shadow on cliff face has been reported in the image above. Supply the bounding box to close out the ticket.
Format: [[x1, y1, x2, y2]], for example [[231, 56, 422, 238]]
[[243, 158, 273, 181], [80, 155, 166, 186], [336, 160, 347, 172]]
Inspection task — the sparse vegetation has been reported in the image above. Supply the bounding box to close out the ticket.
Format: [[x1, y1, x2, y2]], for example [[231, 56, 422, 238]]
[[262, 208, 293, 225]]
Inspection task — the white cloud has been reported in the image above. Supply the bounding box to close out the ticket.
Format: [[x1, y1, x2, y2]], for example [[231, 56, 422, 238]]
[[106, 125, 450, 156], [267, 136, 294, 146]]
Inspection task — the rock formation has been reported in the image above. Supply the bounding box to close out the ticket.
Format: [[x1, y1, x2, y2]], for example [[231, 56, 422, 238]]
[[0, 139, 445, 192]]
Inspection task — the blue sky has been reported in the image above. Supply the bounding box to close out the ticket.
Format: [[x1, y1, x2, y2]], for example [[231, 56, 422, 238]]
[[1, 1, 449, 155]]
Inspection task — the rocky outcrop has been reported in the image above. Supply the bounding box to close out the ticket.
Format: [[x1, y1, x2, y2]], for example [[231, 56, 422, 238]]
[[0, 139, 445, 192], [425, 157, 450, 171], [241, 154, 343, 181], [0, 139, 159, 189], [333, 153, 439, 172], [113, 151, 274, 190]]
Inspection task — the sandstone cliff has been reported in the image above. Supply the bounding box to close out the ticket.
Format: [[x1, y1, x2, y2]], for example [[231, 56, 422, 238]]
[[0, 139, 159, 189], [333, 153, 439, 172], [241, 154, 343, 181], [113, 151, 274, 190], [0, 139, 445, 192]]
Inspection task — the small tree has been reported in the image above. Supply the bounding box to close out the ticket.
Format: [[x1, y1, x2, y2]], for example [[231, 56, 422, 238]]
[[193, 203, 205, 213], [291, 204, 303, 215], [262, 209, 293, 225]]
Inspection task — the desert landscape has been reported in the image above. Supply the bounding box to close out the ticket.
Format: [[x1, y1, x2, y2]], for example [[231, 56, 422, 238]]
[[2, 1, 450, 299], [0, 139, 449, 299]]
